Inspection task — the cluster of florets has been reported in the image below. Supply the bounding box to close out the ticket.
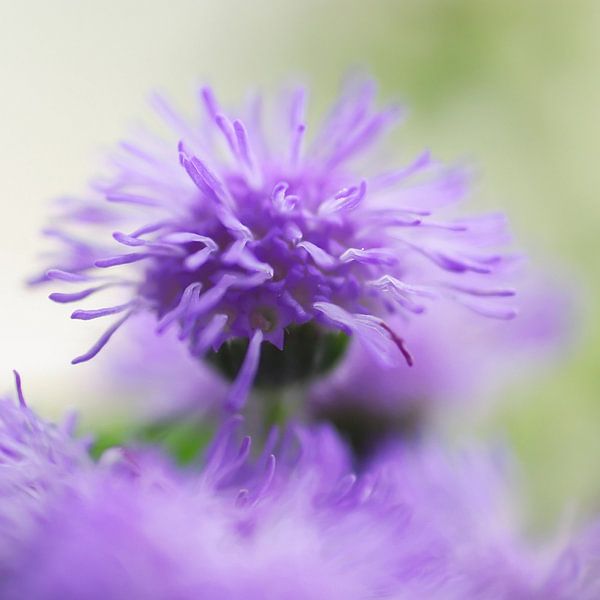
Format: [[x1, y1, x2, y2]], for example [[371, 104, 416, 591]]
[[0, 374, 91, 569], [0, 394, 592, 599], [43, 80, 516, 407]]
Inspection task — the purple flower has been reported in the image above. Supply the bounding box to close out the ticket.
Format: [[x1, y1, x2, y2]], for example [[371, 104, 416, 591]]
[[0, 373, 91, 570], [43, 78, 516, 408], [310, 272, 573, 447], [571, 521, 600, 599], [1, 404, 591, 599]]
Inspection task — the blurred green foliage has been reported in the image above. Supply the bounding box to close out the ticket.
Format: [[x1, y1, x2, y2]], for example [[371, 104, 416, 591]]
[[91, 416, 215, 466]]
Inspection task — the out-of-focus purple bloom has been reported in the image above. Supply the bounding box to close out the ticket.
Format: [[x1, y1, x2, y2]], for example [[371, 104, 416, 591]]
[[310, 272, 573, 444], [2, 406, 593, 599], [42, 79, 517, 408], [94, 313, 227, 421], [0, 373, 91, 571], [571, 521, 600, 599], [28, 197, 122, 285]]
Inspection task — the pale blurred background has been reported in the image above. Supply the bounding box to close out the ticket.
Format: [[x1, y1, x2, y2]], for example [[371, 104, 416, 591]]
[[1, 0, 599, 528]]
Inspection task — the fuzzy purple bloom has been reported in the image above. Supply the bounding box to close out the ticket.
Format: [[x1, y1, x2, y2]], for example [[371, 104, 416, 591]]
[[0, 373, 91, 571], [310, 272, 574, 440], [1, 401, 594, 599], [41, 79, 517, 408]]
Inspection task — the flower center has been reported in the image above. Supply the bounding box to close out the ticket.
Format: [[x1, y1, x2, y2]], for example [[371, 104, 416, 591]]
[[250, 308, 278, 333]]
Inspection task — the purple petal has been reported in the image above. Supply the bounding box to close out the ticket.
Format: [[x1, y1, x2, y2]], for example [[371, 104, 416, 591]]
[[193, 313, 228, 355], [339, 247, 397, 266], [226, 329, 264, 411], [95, 253, 151, 268], [215, 114, 238, 156], [200, 86, 219, 121], [298, 242, 338, 270], [71, 311, 133, 364], [233, 119, 254, 169], [49, 286, 108, 304], [370, 150, 432, 190], [106, 192, 164, 207], [71, 301, 134, 321], [45, 269, 91, 283], [457, 297, 518, 320], [12, 370, 26, 407], [156, 282, 202, 334], [319, 180, 367, 215], [368, 275, 434, 314]]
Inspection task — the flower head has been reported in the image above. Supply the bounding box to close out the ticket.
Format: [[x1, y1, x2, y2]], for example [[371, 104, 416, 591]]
[[1, 405, 591, 599], [43, 79, 517, 408], [0, 372, 91, 569]]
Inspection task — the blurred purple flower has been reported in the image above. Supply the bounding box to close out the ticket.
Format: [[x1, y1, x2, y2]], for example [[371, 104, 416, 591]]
[[571, 520, 600, 599], [310, 272, 574, 443], [1, 400, 592, 599], [42, 79, 517, 408], [0, 373, 91, 571], [94, 312, 227, 421]]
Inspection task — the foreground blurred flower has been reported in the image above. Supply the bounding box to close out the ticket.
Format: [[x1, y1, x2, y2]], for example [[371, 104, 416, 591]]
[[310, 273, 574, 452], [0, 373, 91, 570], [41, 79, 517, 408], [1, 386, 594, 599]]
